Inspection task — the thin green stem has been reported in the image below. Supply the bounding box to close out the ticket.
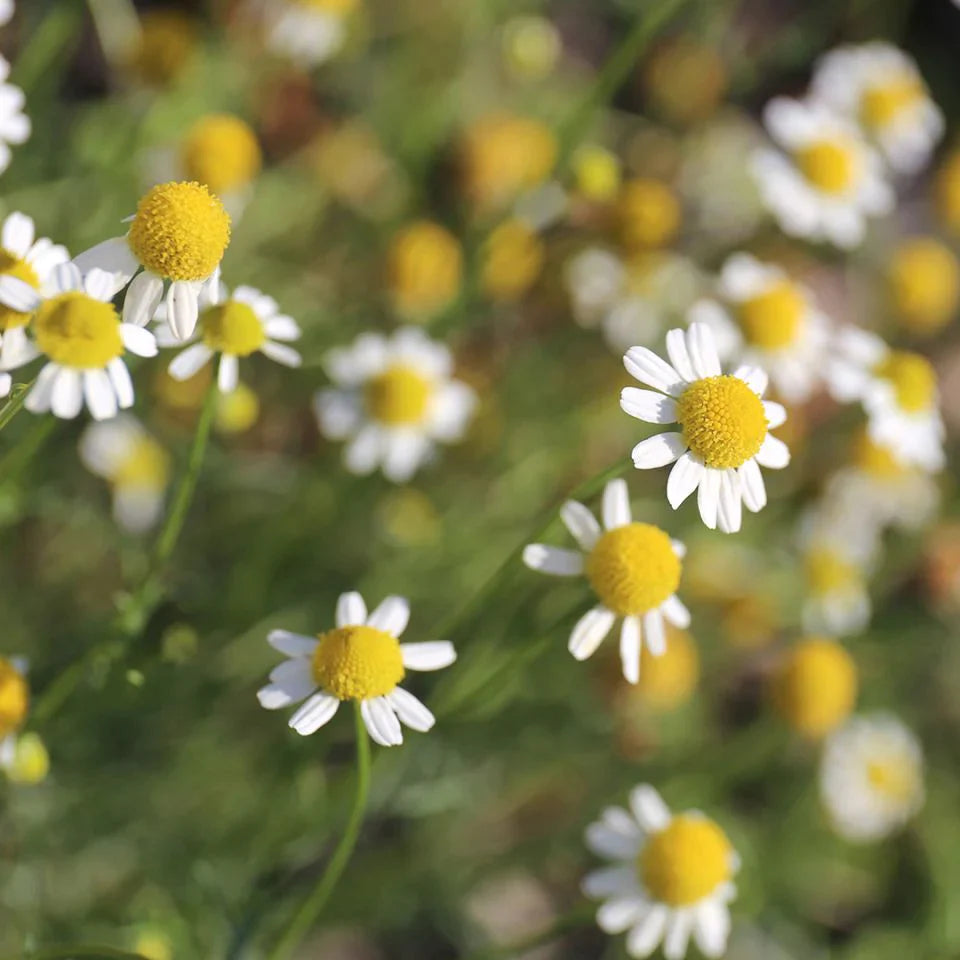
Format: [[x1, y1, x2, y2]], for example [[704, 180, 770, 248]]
[[266, 702, 372, 960], [12, 1, 86, 94], [459, 903, 595, 960], [9, 948, 148, 960], [0, 416, 57, 485], [0, 380, 34, 433]]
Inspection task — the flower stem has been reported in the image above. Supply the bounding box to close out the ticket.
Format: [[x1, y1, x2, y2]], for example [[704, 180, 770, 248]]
[[266, 702, 372, 960], [0, 380, 34, 434]]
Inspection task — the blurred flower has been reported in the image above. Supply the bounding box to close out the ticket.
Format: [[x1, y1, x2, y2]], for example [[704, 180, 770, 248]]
[[687, 253, 832, 404], [583, 784, 738, 959], [161, 623, 199, 664], [125, 10, 198, 87], [314, 327, 477, 483], [643, 37, 727, 126], [565, 247, 625, 328], [15, 264, 157, 420], [923, 522, 960, 612], [6, 731, 49, 784], [262, 0, 359, 68], [386, 220, 462, 321], [215, 381, 260, 434], [76, 181, 232, 341], [154, 363, 212, 416], [0, 1, 12, 27], [258, 590, 456, 746], [772, 637, 857, 739], [480, 218, 544, 302], [622, 323, 790, 533], [159, 282, 301, 393], [752, 98, 892, 248], [572, 145, 621, 204], [460, 112, 556, 211], [377, 488, 441, 546], [635, 625, 699, 712], [820, 713, 924, 842], [133, 928, 172, 960], [618, 178, 681, 252], [523, 478, 690, 683], [0, 655, 29, 777], [501, 16, 561, 82], [720, 593, 780, 650], [887, 237, 959, 336], [0, 56, 28, 175], [80, 415, 171, 533], [810, 43, 943, 175], [935, 147, 960, 233]]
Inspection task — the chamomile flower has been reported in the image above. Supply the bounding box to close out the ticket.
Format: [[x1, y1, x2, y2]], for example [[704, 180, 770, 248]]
[[820, 714, 924, 842], [0, 56, 29, 175], [0, 656, 30, 776], [751, 97, 892, 248], [523, 478, 690, 683], [79, 416, 171, 533], [12, 264, 157, 420], [74, 181, 231, 341], [0, 212, 70, 376], [257, 590, 456, 746], [583, 784, 739, 959], [262, 0, 358, 67], [810, 43, 943, 175], [620, 323, 790, 533], [387, 220, 462, 320], [686, 253, 831, 403], [313, 327, 477, 483], [158, 282, 301, 393]]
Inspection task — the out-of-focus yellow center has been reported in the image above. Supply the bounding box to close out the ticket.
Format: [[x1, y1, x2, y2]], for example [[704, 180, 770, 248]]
[[114, 437, 171, 490], [311, 625, 404, 700], [860, 77, 923, 130], [619, 178, 681, 251], [805, 548, 860, 595], [128, 181, 231, 282], [366, 364, 432, 426], [200, 301, 265, 356], [937, 150, 960, 235], [796, 139, 858, 195], [676, 375, 767, 469], [773, 637, 857, 738], [6, 732, 49, 785], [181, 115, 262, 196], [0, 659, 28, 739], [127, 11, 197, 87], [481, 219, 544, 302], [33, 293, 124, 368], [216, 381, 260, 434], [640, 815, 733, 906], [573, 145, 621, 203], [866, 755, 919, 803], [852, 431, 905, 479], [888, 238, 960, 335], [637, 626, 699, 711], [295, 0, 359, 12], [873, 351, 936, 413], [737, 281, 805, 350], [388, 220, 462, 319], [586, 523, 680, 617], [0, 251, 39, 331]]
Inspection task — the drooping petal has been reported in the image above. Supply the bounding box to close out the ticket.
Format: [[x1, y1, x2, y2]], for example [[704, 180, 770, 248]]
[[83, 369, 118, 421], [360, 696, 404, 746], [643, 609, 666, 656], [288, 692, 341, 735], [717, 470, 743, 534], [122, 271, 164, 327], [217, 354, 239, 393], [620, 616, 641, 684], [168, 343, 214, 381], [763, 400, 787, 428], [666, 452, 704, 509], [51, 367, 83, 419], [697, 468, 721, 529], [739, 459, 766, 512], [755, 435, 790, 469], [661, 595, 691, 629], [387, 687, 435, 732], [568, 606, 616, 661], [626, 905, 669, 958]]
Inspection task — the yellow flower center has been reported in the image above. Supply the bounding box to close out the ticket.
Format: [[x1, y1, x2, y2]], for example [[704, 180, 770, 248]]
[[805, 548, 859, 595], [852, 431, 904, 479], [127, 10, 197, 87], [795, 139, 858, 195], [387, 220, 462, 319], [33, 292, 124, 369], [888, 238, 960, 335], [215, 382, 260, 434], [311, 625, 405, 700], [0, 251, 39, 331], [866, 755, 919, 803], [573, 145, 621, 202], [0, 659, 28, 738], [586, 523, 680, 617], [619, 178, 681, 251], [295, 0, 359, 12], [937, 150, 960, 235], [481, 219, 544, 302], [366, 364, 432, 426], [6, 731, 49, 785], [128, 181, 231, 282], [676, 375, 768, 469], [773, 637, 857, 738], [640, 815, 733, 906], [873, 351, 936, 413], [181, 115, 262, 196], [114, 437, 171, 489], [737, 281, 805, 350], [200, 301, 266, 356], [637, 626, 699, 712], [860, 77, 923, 130]]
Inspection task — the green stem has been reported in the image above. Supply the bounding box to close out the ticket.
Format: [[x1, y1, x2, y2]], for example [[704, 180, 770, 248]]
[[0, 380, 33, 433], [0, 416, 57, 484], [459, 903, 595, 960], [84, 0, 141, 68], [10, 948, 148, 960], [12, 1, 86, 94], [266, 702, 372, 960]]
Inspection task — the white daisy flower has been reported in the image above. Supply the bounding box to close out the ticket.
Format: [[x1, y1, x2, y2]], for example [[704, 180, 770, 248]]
[[158, 281, 301, 393], [11, 263, 158, 421], [825, 327, 944, 472], [751, 97, 893, 248], [0, 654, 30, 775], [810, 43, 943, 175], [686, 253, 831, 403], [257, 590, 456, 747], [0, 56, 29, 176], [522, 478, 689, 683], [313, 327, 477, 483], [583, 784, 739, 959], [619, 322, 790, 533], [73, 181, 231, 342], [261, 0, 356, 68], [820, 714, 924, 842], [79, 415, 171, 534]]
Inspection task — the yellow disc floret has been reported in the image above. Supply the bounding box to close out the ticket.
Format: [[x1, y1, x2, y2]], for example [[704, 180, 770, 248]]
[[573, 145, 621, 203], [637, 626, 699, 712], [867, 755, 920, 804], [200, 301, 266, 357], [852, 431, 905, 479], [796, 140, 858, 195], [387, 220, 462, 320], [311, 625, 404, 700], [127, 11, 198, 87], [33, 293, 124, 368], [0, 251, 39, 331], [805, 548, 860, 595], [860, 77, 922, 131], [676, 375, 768, 469], [586, 523, 680, 617], [0, 658, 28, 738], [888, 238, 960, 336], [128, 181, 231, 282], [366, 364, 432, 426], [481, 219, 544, 302], [114, 437, 171, 490], [773, 637, 857, 738], [181, 115, 262, 196], [737, 281, 805, 350], [619, 178, 681, 251], [7, 732, 49, 785], [295, 0, 359, 12], [873, 350, 936, 413], [216, 382, 260, 434], [640, 815, 733, 906]]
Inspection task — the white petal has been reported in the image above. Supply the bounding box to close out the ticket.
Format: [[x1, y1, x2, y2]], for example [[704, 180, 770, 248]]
[[2, 212, 34, 257], [72, 237, 138, 280], [83, 369, 118, 421], [764, 400, 787, 428], [381, 429, 429, 484], [717, 470, 743, 534], [122, 271, 164, 327], [620, 387, 679, 424], [629, 785, 671, 832], [598, 898, 647, 935], [387, 687, 435, 732], [168, 343, 213, 381], [400, 641, 457, 671], [264, 659, 315, 707], [661, 595, 691, 629], [367, 595, 410, 636], [218, 354, 239, 393], [620, 616, 641, 684], [643, 609, 666, 656], [582, 865, 636, 899], [119, 323, 158, 357], [693, 902, 730, 958], [261, 340, 302, 367], [665, 327, 697, 382], [264, 314, 301, 341], [560, 500, 601, 550], [267, 630, 318, 657], [569, 606, 616, 660], [627, 905, 669, 958], [361, 696, 404, 746], [343, 425, 383, 475], [666, 452, 704, 509], [522, 544, 585, 577], [167, 281, 199, 340], [83, 268, 124, 301], [623, 346, 686, 396], [288, 692, 341, 735], [335, 590, 367, 628], [0, 275, 41, 312], [51, 368, 83, 419], [739, 459, 766, 513], [107, 358, 135, 409], [631, 432, 686, 470], [734, 364, 768, 397], [697, 468, 721, 529], [25, 362, 59, 413], [602, 477, 632, 530], [663, 912, 693, 960], [52, 261, 83, 293], [755, 434, 790, 469], [686, 323, 722, 378]]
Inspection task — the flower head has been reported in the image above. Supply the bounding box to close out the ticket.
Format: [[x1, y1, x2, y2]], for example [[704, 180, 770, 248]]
[[0, 56, 30, 176], [387, 221, 462, 320], [0, 656, 36, 780], [480, 218, 544, 302], [126, 10, 198, 86], [888, 237, 959, 336], [264, 0, 358, 67], [618, 178, 681, 251], [179, 114, 262, 197]]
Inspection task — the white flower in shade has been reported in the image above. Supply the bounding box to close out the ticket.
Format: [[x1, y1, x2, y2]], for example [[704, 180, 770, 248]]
[[73, 181, 231, 342], [158, 282, 301, 393], [263, 0, 357, 67], [820, 714, 924, 842], [313, 327, 477, 483], [583, 784, 739, 959], [825, 327, 944, 472], [620, 323, 790, 533], [522, 478, 690, 683], [0, 655, 29, 774], [686, 253, 831, 403], [0, 2, 13, 27], [751, 97, 893, 248], [810, 43, 943, 175], [12, 263, 157, 420], [565, 247, 625, 329], [257, 590, 456, 747], [79, 416, 171, 533], [0, 56, 29, 175]]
